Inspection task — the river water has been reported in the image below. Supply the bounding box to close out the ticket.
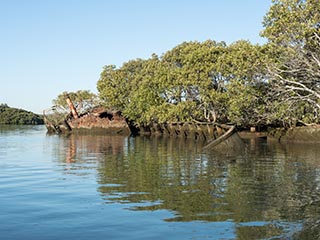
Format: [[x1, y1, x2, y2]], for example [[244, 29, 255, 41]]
[[0, 125, 320, 240]]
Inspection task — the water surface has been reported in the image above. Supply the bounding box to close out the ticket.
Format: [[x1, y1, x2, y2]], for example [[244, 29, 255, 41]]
[[0, 125, 319, 239]]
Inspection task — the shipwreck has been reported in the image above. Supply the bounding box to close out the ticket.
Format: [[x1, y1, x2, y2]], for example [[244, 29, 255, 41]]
[[44, 95, 239, 149], [43, 95, 131, 135]]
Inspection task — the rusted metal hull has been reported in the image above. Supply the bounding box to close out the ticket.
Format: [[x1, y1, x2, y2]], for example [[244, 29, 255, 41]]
[[137, 122, 235, 141], [44, 110, 131, 135]]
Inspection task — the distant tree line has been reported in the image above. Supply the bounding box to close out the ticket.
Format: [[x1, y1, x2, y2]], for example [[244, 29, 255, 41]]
[[0, 104, 44, 125], [53, 0, 319, 130]]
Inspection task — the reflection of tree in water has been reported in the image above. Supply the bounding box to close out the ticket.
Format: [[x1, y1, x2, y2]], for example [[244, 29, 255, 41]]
[[273, 142, 320, 240], [96, 136, 320, 239], [97, 136, 220, 221], [52, 134, 320, 239], [231, 139, 320, 239]]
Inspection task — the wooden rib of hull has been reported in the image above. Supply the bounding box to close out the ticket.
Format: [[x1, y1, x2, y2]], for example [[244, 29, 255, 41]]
[[203, 125, 235, 149]]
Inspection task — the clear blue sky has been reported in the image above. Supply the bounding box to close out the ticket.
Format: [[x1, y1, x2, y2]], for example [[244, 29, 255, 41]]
[[0, 0, 272, 114]]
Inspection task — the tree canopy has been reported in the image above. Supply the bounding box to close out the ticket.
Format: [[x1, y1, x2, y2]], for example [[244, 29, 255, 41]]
[[261, 0, 320, 125], [97, 40, 271, 128]]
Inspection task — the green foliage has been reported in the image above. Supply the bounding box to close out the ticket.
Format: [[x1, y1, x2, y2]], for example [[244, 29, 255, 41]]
[[261, 0, 320, 125], [97, 40, 268, 128], [261, 0, 319, 46], [216, 41, 271, 127], [96, 0, 320, 128], [0, 104, 44, 125]]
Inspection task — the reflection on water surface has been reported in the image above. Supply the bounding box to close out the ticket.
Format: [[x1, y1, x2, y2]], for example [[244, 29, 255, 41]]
[[0, 126, 320, 239], [52, 132, 320, 239]]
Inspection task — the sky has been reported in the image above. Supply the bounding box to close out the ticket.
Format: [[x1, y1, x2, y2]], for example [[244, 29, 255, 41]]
[[0, 0, 272, 114]]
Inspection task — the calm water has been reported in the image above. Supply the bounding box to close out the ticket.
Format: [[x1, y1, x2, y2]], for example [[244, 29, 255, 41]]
[[1, 125, 320, 240]]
